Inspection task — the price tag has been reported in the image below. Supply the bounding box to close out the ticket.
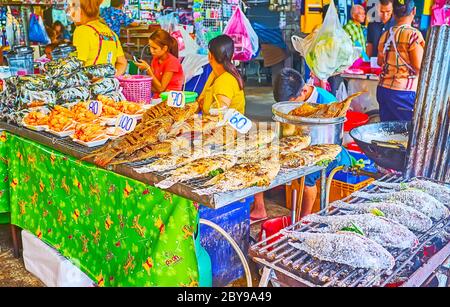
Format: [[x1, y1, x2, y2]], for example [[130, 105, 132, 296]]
[[224, 109, 252, 134], [87, 100, 102, 116], [115, 113, 137, 133], [167, 91, 185, 108]]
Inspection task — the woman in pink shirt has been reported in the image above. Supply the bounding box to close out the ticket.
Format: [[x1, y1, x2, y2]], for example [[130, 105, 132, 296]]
[[135, 29, 185, 98]]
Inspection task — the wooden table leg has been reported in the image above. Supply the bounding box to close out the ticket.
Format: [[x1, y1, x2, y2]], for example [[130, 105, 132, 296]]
[[10, 224, 20, 258]]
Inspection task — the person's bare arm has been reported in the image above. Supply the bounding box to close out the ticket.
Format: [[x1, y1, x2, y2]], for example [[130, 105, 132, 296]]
[[130, 21, 140, 27], [152, 71, 175, 93], [115, 55, 128, 76], [377, 53, 384, 67], [409, 44, 424, 75], [366, 43, 374, 58]]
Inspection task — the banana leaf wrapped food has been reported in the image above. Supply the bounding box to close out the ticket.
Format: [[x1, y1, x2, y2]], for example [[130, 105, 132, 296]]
[[53, 71, 90, 91], [16, 74, 52, 92], [83, 64, 116, 79], [18, 89, 56, 108], [44, 57, 83, 78], [90, 77, 120, 96], [56, 86, 91, 105]]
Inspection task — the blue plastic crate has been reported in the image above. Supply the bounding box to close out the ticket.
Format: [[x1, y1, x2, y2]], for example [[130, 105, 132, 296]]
[[333, 151, 377, 184], [199, 196, 253, 287]]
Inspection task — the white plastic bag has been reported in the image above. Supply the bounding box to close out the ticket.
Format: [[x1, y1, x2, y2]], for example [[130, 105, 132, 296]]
[[177, 26, 199, 58], [181, 53, 209, 83], [335, 81, 348, 102], [293, 2, 359, 80]]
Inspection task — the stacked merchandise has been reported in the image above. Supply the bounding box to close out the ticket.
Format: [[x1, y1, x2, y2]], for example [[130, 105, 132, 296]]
[[0, 57, 125, 124]]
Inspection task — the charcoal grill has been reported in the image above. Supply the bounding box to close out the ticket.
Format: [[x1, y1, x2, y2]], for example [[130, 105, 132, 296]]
[[250, 175, 450, 287]]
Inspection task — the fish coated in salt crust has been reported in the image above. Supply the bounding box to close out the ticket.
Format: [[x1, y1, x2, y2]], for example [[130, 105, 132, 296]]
[[303, 213, 418, 249], [373, 178, 450, 207], [282, 231, 395, 271], [331, 201, 433, 233], [353, 190, 449, 220]]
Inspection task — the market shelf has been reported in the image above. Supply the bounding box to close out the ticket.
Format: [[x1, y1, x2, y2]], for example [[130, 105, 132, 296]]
[[0, 122, 325, 209]]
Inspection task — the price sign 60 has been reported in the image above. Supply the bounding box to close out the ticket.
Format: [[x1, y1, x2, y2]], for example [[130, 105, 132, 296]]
[[227, 110, 252, 134], [88, 100, 102, 116]]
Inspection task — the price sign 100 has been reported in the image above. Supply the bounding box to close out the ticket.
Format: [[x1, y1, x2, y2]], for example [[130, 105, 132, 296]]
[[115, 114, 137, 133]]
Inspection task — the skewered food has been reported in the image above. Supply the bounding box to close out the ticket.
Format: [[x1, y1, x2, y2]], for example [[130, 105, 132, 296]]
[[279, 135, 311, 153], [372, 178, 450, 206], [331, 201, 433, 233], [282, 231, 395, 271], [23, 111, 49, 126], [73, 123, 107, 142], [195, 156, 280, 195], [134, 148, 212, 173], [353, 190, 449, 220], [102, 105, 121, 118], [303, 213, 418, 249], [115, 101, 143, 115], [156, 154, 237, 189], [288, 92, 363, 118]]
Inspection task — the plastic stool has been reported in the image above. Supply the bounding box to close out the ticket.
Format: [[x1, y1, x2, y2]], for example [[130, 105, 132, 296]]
[[258, 216, 292, 248]]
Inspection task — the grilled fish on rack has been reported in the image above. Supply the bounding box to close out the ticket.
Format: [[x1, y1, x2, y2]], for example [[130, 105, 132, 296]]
[[302, 144, 342, 163], [353, 190, 449, 220], [194, 156, 280, 195], [155, 154, 237, 189], [110, 137, 191, 165], [237, 144, 280, 164], [372, 178, 450, 206], [331, 201, 433, 233], [168, 114, 219, 138], [303, 213, 419, 249], [280, 151, 315, 169], [279, 135, 311, 153], [134, 148, 212, 173], [282, 231, 395, 271]]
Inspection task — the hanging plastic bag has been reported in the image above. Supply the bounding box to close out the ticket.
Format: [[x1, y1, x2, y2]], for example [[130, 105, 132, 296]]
[[29, 14, 50, 45], [223, 7, 259, 62], [292, 2, 359, 80], [176, 26, 199, 58], [335, 81, 348, 102], [431, 0, 450, 26]]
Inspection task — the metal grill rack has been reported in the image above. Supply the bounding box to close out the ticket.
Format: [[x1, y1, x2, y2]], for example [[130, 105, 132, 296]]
[[250, 175, 450, 287], [0, 122, 327, 209]]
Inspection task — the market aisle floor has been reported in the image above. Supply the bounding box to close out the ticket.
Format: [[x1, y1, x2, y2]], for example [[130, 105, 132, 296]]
[[244, 85, 275, 122]]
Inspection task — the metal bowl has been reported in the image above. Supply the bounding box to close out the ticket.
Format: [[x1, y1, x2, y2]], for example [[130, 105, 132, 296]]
[[272, 101, 345, 145]]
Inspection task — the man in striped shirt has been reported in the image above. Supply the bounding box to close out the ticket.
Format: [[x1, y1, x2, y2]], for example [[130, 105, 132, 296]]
[[344, 5, 367, 54]]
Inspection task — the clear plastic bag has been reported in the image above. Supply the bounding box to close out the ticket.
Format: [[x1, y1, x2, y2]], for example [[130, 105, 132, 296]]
[[293, 2, 359, 80], [223, 7, 259, 62]]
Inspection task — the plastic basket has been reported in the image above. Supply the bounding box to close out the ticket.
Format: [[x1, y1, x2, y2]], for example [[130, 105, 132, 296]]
[[116, 75, 152, 104], [328, 178, 375, 203], [160, 91, 198, 103]]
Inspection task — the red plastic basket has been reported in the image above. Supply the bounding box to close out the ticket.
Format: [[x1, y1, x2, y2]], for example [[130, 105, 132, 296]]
[[117, 75, 152, 104], [344, 111, 369, 132], [258, 216, 292, 248]]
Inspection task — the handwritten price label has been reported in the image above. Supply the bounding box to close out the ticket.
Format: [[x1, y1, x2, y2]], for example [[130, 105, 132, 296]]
[[115, 114, 137, 133], [87, 100, 102, 116], [167, 91, 185, 108], [224, 109, 252, 134]]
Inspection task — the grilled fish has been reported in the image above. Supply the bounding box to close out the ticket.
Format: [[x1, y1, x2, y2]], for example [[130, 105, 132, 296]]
[[353, 190, 449, 220], [195, 157, 281, 195], [303, 213, 418, 249], [279, 135, 311, 153], [155, 154, 237, 189], [303, 144, 342, 163], [134, 148, 212, 173], [373, 178, 450, 206], [282, 231, 395, 271], [331, 201, 433, 233], [280, 151, 315, 169]]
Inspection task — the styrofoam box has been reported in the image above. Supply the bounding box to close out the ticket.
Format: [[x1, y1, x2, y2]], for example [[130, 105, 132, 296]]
[[22, 230, 94, 287]]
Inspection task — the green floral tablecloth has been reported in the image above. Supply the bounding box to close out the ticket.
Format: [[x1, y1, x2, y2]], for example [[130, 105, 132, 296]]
[[0, 131, 199, 287]]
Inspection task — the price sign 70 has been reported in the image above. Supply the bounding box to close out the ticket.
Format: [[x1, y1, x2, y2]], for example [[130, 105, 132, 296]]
[[167, 91, 185, 108], [88, 100, 102, 116], [115, 114, 137, 133]]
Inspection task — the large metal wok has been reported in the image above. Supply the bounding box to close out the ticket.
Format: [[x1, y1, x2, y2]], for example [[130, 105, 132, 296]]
[[350, 121, 411, 171]]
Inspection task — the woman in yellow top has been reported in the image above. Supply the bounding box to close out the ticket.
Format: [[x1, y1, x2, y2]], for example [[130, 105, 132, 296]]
[[68, 0, 127, 76], [198, 35, 245, 114]]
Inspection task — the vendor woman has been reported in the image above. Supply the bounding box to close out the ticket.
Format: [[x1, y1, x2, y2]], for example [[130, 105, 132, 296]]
[[70, 0, 127, 76], [135, 29, 184, 98], [198, 35, 245, 115], [376, 0, 425, 122]]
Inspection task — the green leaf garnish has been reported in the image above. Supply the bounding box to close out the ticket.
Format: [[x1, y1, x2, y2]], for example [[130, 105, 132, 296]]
[[316, 159, 333, 167], [370, 208, 385, 217], [341, 222, 365, 236], [208, 168, 224, 177]]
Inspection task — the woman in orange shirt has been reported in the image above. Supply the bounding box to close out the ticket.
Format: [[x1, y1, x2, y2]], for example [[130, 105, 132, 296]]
[[376, 0, 425, 122]]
